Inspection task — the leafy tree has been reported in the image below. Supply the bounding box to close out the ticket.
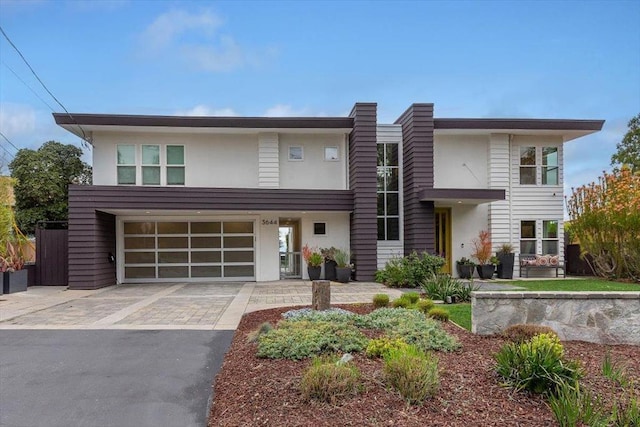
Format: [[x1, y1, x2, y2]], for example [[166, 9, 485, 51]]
[[9, 141, 91, 234], [611, 113, 640, 173]]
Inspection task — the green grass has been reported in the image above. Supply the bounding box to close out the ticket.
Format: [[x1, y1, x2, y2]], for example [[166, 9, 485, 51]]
[[446, 303, 471, 331], [502, 279, 639, 292]]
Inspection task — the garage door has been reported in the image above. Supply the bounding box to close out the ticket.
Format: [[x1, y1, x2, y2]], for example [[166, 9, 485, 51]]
[[122, 220, 255, 282]]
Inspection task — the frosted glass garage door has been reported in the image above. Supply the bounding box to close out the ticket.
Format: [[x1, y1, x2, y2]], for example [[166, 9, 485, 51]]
[[123, 221, 255, 281]]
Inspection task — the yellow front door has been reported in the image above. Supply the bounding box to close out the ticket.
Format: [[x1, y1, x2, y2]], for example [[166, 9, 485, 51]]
[[435, 208, 452, 274]]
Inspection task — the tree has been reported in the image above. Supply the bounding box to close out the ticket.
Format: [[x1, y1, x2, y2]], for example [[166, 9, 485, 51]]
[[611, 113, 640, 173], [9, 141, 91, 234]]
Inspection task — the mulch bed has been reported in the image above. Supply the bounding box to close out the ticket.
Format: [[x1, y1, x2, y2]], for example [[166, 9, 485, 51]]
[[209, 304, 639, 427]]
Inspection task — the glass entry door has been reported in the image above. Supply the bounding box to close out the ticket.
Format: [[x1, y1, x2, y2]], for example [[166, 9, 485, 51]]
[[435, 208, 452, 274], [279, 219, 301, 278]]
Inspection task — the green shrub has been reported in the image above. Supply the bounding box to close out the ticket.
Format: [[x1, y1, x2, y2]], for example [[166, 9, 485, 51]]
[[257, 320, 369, 360], [548, 381, 606, 427], [421, 274, 479, 302], [365, 337, 410, 358], [502, 324, 558, 343], [403, 292, 420, 304], [246, 322, 274, 343], [383, 346, 439, 405], [375, 251, 446, 288], [391, 297, 411, 308], [427, 307, 450, 322], [415, 299, 435, 314], [372, 294, 390, 308], [602, 349, 630, 386], [300, 356, 361, 404], [495, 333, 583, 395]]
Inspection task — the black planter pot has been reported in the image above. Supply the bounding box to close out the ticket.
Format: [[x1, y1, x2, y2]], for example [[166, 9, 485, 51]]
[[336, 267, 351, 283], [2, 270, 28, 294], [496, 252, 515, 279], [324, 260, 337, 281], [307, 266, 322, 281], [476, 264, 495, 280], [457, 264, 475, 279]]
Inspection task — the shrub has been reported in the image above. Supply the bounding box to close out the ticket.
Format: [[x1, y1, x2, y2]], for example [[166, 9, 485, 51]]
[[502, 324, 558, 344], [257, 320, 369, 360], [246, 322, 274, 343], [383, 346, 439, 405], [300, 356, 361, 404], [495, 333, 583, 395], [421, 274, 479, 302], [365, 337, 410, 358], [403, 292, 420, 304], [282, 307, 356, 322], [375, 251, 446, 288], [427, 307, 450, 322], [549, 381, 606, 427], [471, 230, 492, 265], [391, 297, 411, 308], [372, 294, 390, 308], [415, 299, 435, 314]]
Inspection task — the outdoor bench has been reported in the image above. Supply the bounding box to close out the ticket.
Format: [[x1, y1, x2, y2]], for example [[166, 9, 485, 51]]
[[519, 254, 565, 278]]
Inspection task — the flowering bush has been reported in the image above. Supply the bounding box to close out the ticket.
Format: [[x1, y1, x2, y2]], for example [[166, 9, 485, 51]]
[[566, 166, 640, 281], [302, 244, 323, 267]]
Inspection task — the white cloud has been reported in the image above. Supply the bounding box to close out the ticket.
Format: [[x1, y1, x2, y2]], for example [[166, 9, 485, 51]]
[[141, 9, 223, 50], [174, 105, 237, 116], [182, 36, 245, 72], [263, 104, 328, 117], [0, 103, 36, 138]]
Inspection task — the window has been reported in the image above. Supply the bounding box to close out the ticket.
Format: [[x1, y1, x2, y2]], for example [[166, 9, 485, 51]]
[[142, 145, 160, 185], [288, 146, 303, 161], [520, 220, 536, 255], [519, 147, 536, 185], [313, 222, 326, 236], [542, 220, 558, 254], [324, 146, 339, 161], [166, 145, 185, 185], [377, 142, 400, 240], [117, 144, 136, 185], [542, 147, 558, 185]]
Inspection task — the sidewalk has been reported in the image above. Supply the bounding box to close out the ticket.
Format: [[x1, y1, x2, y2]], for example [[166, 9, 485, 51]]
[[0, 281, 404, 330]]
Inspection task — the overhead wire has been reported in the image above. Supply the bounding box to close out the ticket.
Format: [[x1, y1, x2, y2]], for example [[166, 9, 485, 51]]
[[0, 131, 20, 152], [0, 25, 91, 146], [2, 61, 56, 112]]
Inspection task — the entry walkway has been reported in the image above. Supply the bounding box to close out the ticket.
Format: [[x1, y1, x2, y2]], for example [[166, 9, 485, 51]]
[[0, 281, 404, 330]]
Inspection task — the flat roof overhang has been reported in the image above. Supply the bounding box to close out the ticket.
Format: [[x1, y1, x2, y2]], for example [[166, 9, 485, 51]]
[[419, 188, 506, 205], [53, 113, 354, 140]]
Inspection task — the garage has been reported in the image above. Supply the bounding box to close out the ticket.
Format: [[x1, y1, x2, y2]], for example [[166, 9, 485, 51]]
[[122, 220, 255, 282]]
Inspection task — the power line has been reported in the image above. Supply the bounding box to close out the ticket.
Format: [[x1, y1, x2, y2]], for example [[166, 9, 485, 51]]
[[0, 131, 20, 152], [2, 61, 56, 112], [0, 25, 91, 146], [0, 142, 15, 159]]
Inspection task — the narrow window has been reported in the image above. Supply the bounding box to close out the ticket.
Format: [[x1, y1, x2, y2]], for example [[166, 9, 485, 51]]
[[142, 145, 160, 185], [324, 146, 339, 161], [519, 146, 536, 185], [542, 220, 559, 254], [166, 145, 185, 185], [542, 147, 559, 185], [313, 222, 326, 236], [377, 143, 400, 240], [117, 144, 136, 185], [288, 146, 303, 161], [520, 220, 536, 254]]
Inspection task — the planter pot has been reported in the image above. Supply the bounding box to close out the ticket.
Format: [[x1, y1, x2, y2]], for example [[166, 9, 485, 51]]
[[476, 264, 495, 280], [2, 270, 28, 294], [335, 267, 351, 283], [324, 260, 337, 281], [496, 252, 515, 279], [307, 266, 322, 281], [457, 264, 475, 279]]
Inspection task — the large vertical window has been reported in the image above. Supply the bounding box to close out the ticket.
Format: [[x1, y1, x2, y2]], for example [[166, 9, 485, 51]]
[[519, 147, 536, 185], [542, 220, 559, 255], [117, 144, 136, 185], [520, 220, 536, 255], [542, 147, 559, 185], [166, 145, 185, 185], [377, 142, 400, 240], [142, 145, 160, 185]]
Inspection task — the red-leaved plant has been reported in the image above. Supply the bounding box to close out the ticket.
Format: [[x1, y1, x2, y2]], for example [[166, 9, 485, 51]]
[[471, 230, 493, 265]]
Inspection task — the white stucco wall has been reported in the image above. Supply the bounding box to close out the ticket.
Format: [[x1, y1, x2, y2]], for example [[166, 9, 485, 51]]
[[448, 203, 489, 277], [434, 135, 489, 189]]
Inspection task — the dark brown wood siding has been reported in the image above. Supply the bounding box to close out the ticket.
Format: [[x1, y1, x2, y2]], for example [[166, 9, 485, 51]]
[[68, 185, 354, 289], [348, 103, 378, 281], [395, 104, 436, 254]]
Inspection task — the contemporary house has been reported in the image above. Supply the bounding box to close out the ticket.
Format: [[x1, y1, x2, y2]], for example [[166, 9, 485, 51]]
[[54, 103, 603, 289]]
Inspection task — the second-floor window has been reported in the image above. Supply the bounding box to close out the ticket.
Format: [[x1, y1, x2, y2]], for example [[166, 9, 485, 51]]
[[519, 146, 560, 186], [377, 142, 400, 241], [142, 145, 160, 185], [117, 144, 136, 185], [116, 144, 185, 185], [167, 145, 185, 185]]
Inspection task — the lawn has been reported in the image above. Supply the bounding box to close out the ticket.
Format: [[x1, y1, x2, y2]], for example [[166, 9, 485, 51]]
[[501, 278, 640, 292], [444, 303, 471, 330]]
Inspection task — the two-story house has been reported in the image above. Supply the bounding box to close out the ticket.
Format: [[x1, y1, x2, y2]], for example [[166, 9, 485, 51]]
[[54, 103, 603, 289]]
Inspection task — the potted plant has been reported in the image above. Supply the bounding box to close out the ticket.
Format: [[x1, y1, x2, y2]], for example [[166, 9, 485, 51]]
[[456, 257, 475, 279], [1, 241, 27, 294], [302, 244, 323, 281], [321, 247, 337, 281], [472, 230, 495, 279], [496, 243, 515, 279], [333, 249, 352, 283]]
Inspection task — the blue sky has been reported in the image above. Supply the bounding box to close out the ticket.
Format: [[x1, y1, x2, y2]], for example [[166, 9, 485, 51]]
[[1, 0, 639, 201]]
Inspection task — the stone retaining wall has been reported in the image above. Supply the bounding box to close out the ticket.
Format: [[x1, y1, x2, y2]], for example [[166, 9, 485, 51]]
[[471, 291, 640, 345]]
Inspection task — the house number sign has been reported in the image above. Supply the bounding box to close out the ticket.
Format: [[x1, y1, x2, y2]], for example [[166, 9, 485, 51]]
[[262, 219, 278, 225]]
